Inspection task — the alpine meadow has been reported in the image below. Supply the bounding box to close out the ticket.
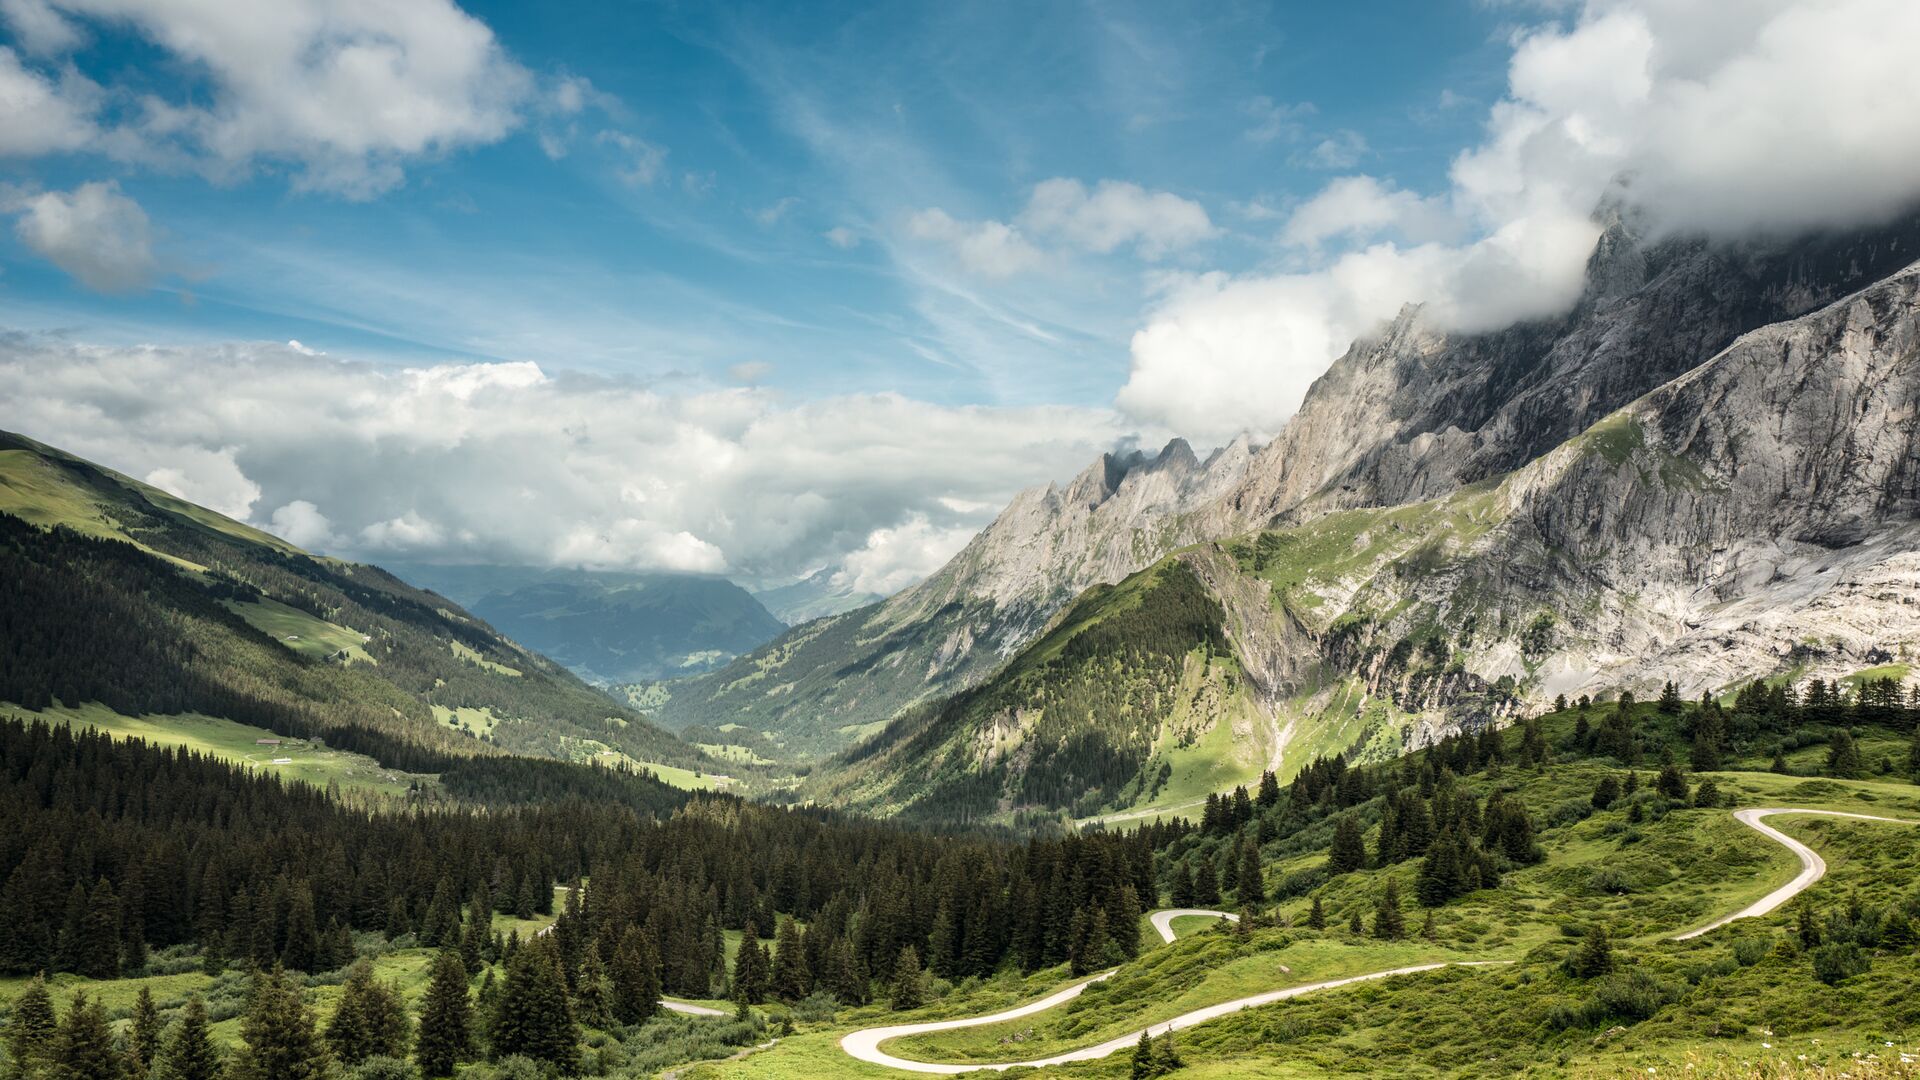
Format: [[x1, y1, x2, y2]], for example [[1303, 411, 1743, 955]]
[[5, 2, 1920, 1079]]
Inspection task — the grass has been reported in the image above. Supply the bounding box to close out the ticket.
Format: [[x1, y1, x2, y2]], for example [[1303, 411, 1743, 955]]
[[5, 701, 432, 798], [225, 596, 374, 664], [431, 702, 503, 738], [450, 639, 522, 676]]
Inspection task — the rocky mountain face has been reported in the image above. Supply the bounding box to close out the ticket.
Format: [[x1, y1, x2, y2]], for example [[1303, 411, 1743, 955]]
[[657, 212, 1920, 766], [827, 258, 1920, 823]]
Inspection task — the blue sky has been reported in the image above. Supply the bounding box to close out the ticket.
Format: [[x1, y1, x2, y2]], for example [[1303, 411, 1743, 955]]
[[5, 0, 1917, 589], [1, 0, 1509, 410]]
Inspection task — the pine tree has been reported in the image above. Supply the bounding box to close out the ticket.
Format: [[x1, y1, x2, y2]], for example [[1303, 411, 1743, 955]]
[[281, 884, 319, 973], [1371, 880, 1405, 940], [1130, 1029, 1155, 1080], [326, 957, 410, 1065], [609, 928, 661, 1025], [770, 917, 811, 1002], [228, 966, 329, 1080], [1827, 729, 1864, 779], [731, 934, 770, 1004], [1327, 817, 1366, 874], [1237, 835, 1264, 905], [1591, 775, 1621, 810], [78, 879, 121, 979], [1192, 861, 1220, 906], [414, 951, 474, 1079], [1257, 770, 1281, 808], [148, 997, 220, 1080], [486, 940, 579, 1074], [128, 986, 163, 1079], [1306, 895, 1326, 931], [50, 992, 122, 1080], [1655, 764, 1689, 800], [888, 946, 923, 1011], [5, 973, 57, 1078], [1658, 680, 1683, 714], [572, 948, 609, 1028], [1347, 908, 1364, 934], [1566, 924, 1614, 978]]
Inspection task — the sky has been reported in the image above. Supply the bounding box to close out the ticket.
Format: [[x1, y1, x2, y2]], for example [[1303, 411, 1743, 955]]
[[4, 0, 1920, 592]]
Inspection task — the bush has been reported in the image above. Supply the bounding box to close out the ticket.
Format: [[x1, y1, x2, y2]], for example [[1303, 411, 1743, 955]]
[[1811, 942, 1870, 985], [790, 991, 838, 1023], [1587, 969, 1682, 1022], [346, 1057, 418, 1080], [1545, 799, 1594, 828], [1730, 937, 1770, 967]]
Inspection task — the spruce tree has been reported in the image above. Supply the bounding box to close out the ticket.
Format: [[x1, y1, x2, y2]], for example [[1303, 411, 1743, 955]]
[[281, 884, 320, 973], [1130, 1030, 1155, 1080], [1306, 895, 1326, 931], [1371, 880, 1405, 940], [148, 997, 220, 1080], [888, 946, 923, 1011], [228, 966, 330, 1080], [609, 928, 661, 1025], [1347, 908, 1364, 934], [326, 957, 410, 1065], [1192, 861, 1220, 906], [128, 986, 163, 1080], [1238, 836, 1264, 905], [769, 918, 811, 1002], [1327, 817, 1366, 874], [486, 940, 579, 1074], [5, 974, 57, 1078], [50, 992, 122, 1080], [1566, 924, 1614, 978], [414, 951, 474, 1079], [1827, 729, 1864, 779], [79, 879, 121, 980]]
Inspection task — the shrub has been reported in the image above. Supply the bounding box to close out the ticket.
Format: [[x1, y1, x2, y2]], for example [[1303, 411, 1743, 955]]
[[1811, 942, 1870, 985], [346, 1057, 418, 1080], [1730, 937, 1770, 967], [1587, 969, 1682, 1022], [1545, 799, 1593, 828]]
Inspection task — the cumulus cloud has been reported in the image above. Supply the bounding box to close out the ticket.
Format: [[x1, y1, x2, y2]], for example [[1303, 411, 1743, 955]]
[[1020, 179, 1216, 259], [0, 0, 531, 197], [832, 514, 978, 596], [1119, 0, 1920, 444], [823, 226, 860, 249], [10, 180, 157, 291], [0, 46, 95, 155], [907, 208, 1047, 278], [910, 178, 1213, 277], [0, 335, 1136, 586]]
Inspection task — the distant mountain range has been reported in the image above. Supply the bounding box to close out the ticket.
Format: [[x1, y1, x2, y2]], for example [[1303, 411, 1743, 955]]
[[751, 567, 884, 625], [382, 562, 787, 684]]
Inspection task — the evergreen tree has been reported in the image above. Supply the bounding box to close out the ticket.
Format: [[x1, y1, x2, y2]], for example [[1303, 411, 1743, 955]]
[[1827, 729, 1865, 779], [6, 974, 57, 1079], [888, 947, 923, 1011], [1566, 924, 1614, 978], [127, 986, 163, 1080], [326, 957, 410, 1065], [1327, 817, 1366, 874], [1192, 861, 1220, 906], [1654, 764, 1689, 801], [228, 966, 329, 1080], [50, 992, 122, 1080], [147, 997, 220, 1080], [1306, 895, 1326, 931], [1371, 880, 1405, 940], [77, 879, 120, 980], [486, 940, 579, 1075], [1658, 680, 1683, 714], [1237, 835, 1264, 905], [281, 884, 319, 973], [609, 928, 661, 1026], [1169, 864, 1195, 907], [414, 951, 474, 1079], [1591, 775, 1621, 810], [1909, 721, 1920, 781], [1346, 908, 1364, 934], [1130, 1030, 1155, 1080], [769, 918, 811, 1002], [1256, 770, 1281, 808], [731, 934, 770, 1005]]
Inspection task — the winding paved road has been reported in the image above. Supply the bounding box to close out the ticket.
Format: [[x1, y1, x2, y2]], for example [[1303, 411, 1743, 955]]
[[837, 804, 1918, 1072], [1671, 807, 1916, 941]]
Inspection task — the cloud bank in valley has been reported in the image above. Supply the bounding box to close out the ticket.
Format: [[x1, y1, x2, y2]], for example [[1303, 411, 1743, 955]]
[[1119, 0, 1920, 444], [0, 335, 1137, 588]]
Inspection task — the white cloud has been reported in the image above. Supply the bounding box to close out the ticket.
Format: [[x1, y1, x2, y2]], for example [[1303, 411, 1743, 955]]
[[0, 0, 80, 56], [1304, 130, 1368, 169], [1281, 176, 1460, 249], [907, 208, 1046, 278], [1242, 96, 1314, 144], [1119, 0, 1920, 444], [594, 130, 668, 187], [909, 178, 1214, 277], [752, 196, 799, 226], [0, 46, 95, 155], [823, 225, 860, 249], [0, 335, 1137, 582], [833, 514, 976, 596], [4, 0, 531, 197], [10, 180, 156, 291], [268, 499, 338, 549], [727, 360, 772, 385], [1019, 179, 1216, 259]]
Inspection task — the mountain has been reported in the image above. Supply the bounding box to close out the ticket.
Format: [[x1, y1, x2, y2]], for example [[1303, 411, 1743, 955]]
[[808, 238, 1920, 823], [647, 437, 1257, 759], [751, 567, 883, 625], [0, 430, 707, 773], [383, 562, 786, 684], [650, 212, 1920, 767]]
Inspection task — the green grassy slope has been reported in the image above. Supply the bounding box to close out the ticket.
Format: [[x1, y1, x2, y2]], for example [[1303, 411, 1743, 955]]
[[0, 429, 710, 775]]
